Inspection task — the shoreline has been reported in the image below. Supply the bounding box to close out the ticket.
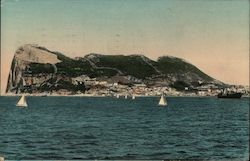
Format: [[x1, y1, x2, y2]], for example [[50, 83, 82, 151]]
[[1, 94, 249, 98]]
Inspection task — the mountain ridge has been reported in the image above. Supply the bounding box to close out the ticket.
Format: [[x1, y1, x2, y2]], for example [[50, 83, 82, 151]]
[[6, 44, 223, 95]]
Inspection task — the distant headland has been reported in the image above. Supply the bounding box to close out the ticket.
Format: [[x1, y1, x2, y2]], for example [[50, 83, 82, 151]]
[[5, 44, 249, 96]]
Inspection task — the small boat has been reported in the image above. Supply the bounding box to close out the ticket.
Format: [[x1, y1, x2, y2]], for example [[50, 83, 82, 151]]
[[16, 95, 28, 107], [217, 92, 242, 98], [125, 95, 128, 99], [217, 89, 242, 99], [132, 95, 135, 100], [159, 94, 167, 106], [116, 94, 120, 99]]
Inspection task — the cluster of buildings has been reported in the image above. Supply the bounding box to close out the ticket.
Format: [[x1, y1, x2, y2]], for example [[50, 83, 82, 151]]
[[65, 75, 250, 96], [18, 73, 249, 97]]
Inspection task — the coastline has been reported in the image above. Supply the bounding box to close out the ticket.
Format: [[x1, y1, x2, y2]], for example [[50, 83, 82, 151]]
[[1, 93, 249, 98]]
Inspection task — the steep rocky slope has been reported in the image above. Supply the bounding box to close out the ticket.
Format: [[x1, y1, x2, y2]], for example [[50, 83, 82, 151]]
[[6, 44, 222, 94]]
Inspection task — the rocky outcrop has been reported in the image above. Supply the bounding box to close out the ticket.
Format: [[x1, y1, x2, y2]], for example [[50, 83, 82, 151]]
[[6, 44, 223, 94], [6, 44, 61, 93]]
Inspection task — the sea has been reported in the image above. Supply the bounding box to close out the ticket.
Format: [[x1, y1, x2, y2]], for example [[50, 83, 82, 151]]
[[0, 96, 249, 160]]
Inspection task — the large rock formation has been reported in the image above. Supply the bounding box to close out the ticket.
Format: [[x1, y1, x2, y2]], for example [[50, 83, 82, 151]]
[[6, 44, 223, 94], [6, 44, 61, 94]]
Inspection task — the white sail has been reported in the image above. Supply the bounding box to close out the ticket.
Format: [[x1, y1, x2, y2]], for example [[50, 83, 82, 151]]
[[116, 94, 119, 98], [16, 95, 28, 107], [125, 95, 128, 99], [132, 95, 135, 99], [159, 94, 167, 106]]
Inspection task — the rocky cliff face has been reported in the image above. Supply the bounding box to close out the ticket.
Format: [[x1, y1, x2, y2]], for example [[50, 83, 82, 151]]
[[6, 44, 223, 94], [6, 44, 61, 93]]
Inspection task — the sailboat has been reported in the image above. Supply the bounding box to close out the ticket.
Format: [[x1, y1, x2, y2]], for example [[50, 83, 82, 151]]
[[125, 95, 128, 99], [132, 95, 135, 99], [16, 95, 28, 107], [116, 94, 120, 99], [158, 94, 167, 106]]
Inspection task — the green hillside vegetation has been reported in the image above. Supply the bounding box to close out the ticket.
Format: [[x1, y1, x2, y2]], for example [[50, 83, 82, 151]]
[[157, 56, 213, 81], [170, 80, 190, 91], [52, 52, 119, 78], [28, 48, 214, 83], [29, 63, 54, 74], [92, 55, 157, 79], [54, 52, 94, 77]]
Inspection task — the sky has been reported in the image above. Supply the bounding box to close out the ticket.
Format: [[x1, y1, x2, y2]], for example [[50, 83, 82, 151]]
[[1, 0, 249, 94]]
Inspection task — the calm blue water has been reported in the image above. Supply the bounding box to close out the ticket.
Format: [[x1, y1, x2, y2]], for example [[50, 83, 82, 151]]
[[0, 96, 249, 160]]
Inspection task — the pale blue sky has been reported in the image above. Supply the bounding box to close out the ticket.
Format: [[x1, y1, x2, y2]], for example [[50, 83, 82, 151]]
[[1, 0, 249, 93]]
